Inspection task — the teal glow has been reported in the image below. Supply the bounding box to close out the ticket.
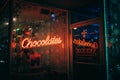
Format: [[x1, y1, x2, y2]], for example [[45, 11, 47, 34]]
[[16, 28, 20, 31], [103, 0, 109, 80]]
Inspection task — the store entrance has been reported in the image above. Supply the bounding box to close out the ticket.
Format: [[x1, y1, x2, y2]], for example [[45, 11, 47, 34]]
[[70, 18, 106, 80]]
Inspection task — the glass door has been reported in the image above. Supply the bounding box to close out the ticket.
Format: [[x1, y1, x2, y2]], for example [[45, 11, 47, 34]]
[[70, 17, 106, 80]]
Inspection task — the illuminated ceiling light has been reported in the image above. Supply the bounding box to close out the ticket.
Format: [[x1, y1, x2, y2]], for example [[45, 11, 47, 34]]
[[0, 60, 5, 63], [73, 28, 77, 30], [50, 11, 56, 21], [51, 12, 55, 17], [4, 22, 9, 25], [13, 17, 17, 22]]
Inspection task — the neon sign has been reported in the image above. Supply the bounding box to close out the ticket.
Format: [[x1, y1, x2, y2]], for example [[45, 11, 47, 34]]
[[21, 35, 62, 48], [73, 39, 98, 56], [75, 48, 96, 56], [73, 39, 98, 49]]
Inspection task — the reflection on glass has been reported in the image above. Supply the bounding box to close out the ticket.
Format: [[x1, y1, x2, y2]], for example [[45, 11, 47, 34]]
[[72, 23, 99, 63]]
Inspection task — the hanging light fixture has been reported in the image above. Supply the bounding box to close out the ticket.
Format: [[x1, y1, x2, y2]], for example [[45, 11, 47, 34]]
[[50, 11, 56, 21]]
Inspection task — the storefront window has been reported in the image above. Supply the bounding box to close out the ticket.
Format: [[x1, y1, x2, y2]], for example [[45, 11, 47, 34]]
[[11, 0, 68, 80]]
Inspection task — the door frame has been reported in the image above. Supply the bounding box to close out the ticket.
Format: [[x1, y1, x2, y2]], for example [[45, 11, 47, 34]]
[[69, 17, 105, 80]]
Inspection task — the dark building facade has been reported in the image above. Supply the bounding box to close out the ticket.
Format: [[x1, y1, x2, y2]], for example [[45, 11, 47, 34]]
[[0, 0, 120, 80]]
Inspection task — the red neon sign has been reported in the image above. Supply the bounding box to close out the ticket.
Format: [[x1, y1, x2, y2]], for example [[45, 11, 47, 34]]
[[73, 39, 98, 49], [21, 35, 62, 48], [75, 48, 96, 56]]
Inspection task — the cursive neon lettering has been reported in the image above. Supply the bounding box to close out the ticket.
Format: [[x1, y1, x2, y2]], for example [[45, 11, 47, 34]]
[[21, 35, 62, 48], [73, 39, 98, 49]]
